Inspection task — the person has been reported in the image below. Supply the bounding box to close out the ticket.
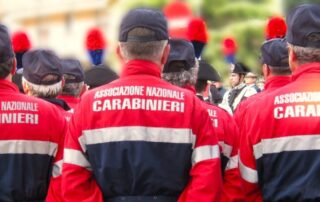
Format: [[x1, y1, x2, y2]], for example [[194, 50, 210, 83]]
[[0, 24, 66, 201], [58, 58, 86, 112], [234, 38, 291, 127], [221, 62, 259, 113], [163, 39, 243, 202], [239, 4, 320, 201], [195, 60, 222, 104], [244, 72, 261, 92], [84, 63, 118, 89], [22, 49, 71, 115], [213, 81, 227, 98], [62, 8, 222, 202]]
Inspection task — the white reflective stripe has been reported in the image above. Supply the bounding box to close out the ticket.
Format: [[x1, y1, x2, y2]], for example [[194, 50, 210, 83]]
[[225, 155, 239, 170], [80, 126, 196, 151], [239, 158, 258, 183], [219, 141, 233, 158], [192, 145, 220, 165], [52, 160, 63, 178], [168, 17, 190, 29], [253, 135, 320, 160], [0, 140, 57, 156], [63, 149, 91, 170]]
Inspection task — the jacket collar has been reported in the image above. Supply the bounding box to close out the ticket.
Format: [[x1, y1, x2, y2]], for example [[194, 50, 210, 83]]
[[264, 76, 291, 91], [0, 79, 19, 93], [291, 62, 320, 81], [42, 98, 71, 111], [121, 60, 161, 78]]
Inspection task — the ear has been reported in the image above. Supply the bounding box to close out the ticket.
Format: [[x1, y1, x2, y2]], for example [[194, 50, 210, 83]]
[[80, 83, 88, 96], [160, 43, 170, 65], [288, 45, 297, 72], [10, 58, 17, 75], [262, 64, 271, 79], [116, 44, 125, 64], [22, 80, 29, 95]]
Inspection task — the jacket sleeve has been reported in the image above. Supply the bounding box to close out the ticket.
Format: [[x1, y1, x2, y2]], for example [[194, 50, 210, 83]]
[[239, 112, 263, 202], [61, 102, 103, 202], [221, 115, 245, 202], [178, 98, 222, 202], [46, 111, 67, 202]]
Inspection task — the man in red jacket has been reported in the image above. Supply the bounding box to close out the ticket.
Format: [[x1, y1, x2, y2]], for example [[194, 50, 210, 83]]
[[0, 24, 66, 202], [239, 4, 320, 201], [62, 8, 222, 202], [163, 39, 244, 202], [234, 38, 292, 128], [58, 58, 86, 112]]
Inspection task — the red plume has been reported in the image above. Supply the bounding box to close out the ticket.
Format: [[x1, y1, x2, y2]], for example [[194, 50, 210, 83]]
[[222, 37, 237, 55], [187, 18, 208, 43], [163, 1, 192, 19], [85, 28, 106, 50], [12, 31, 31, 52], [265, 16, 287, 40]]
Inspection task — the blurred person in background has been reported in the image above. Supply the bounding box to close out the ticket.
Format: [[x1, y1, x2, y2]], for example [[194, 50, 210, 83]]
[[62, 8, 222, 202], [239, 4, 320, 201], [22, 50, 71, 115], [221, 62, 259, 113], [84, 63, 118, 89], [245, 72, 261, 92], [163, 39, 244, 202], [0, 24, 65, 202], [213, 80, 227, 98], [58, 58, 86, 113], [234, 38, 291, 128]]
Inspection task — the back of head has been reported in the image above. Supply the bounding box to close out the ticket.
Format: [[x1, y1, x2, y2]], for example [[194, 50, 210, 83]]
[[261, 38, 291, 75], [84, 64, 119, 89], [162, 39, 197, 87], [61, 58, 85, 97], [22, 49, 63, 98], [286, 4, 320, 65], [0, 25, 15, 80], [118, 8, 169, 63]]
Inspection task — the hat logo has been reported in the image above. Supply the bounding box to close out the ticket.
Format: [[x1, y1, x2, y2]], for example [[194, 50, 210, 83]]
[[230, 64, 235, 72], [307, 33, 320, 42]]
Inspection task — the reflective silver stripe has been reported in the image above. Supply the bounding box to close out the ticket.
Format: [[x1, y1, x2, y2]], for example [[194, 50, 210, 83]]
[[219, 141, 233, 158], [253, 135, 320, 160], [192, 145, 220, 165], [0, 140, 57, 156], [52, 160, 63, 177], [239, 158, 258, 183], [225, 154, 239, 170], [63, 149, 91, 170], [80, 126, 196, 152]]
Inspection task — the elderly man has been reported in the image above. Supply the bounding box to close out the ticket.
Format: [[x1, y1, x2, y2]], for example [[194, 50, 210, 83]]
[[22, 50, 70, 114], [58, 58, 86, 112], [239, 4, 320, 201], [0, 25, 65, 202], [163, 39, 244, 202], [62, 8, 222, 202]]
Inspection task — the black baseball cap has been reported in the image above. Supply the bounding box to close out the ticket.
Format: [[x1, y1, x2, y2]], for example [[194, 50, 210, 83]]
[[261, 38, 289, 67], [0, 25, 14, 78], [163, 39, 196, 73], [286, 4, 320, 48], [22, 49, 62, 85], [84, 64, 119, 89], [198, 60, 221, 81], [119, 8, 169, 42], [61, 58, 84, 83]]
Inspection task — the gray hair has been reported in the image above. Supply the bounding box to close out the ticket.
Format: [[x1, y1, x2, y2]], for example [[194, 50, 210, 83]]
[[119, 28, 168, 62], [268, 65, 291, 75], [162, 60, 199, 87], [22, 77, 62, 98], [289, 43, 320, 65]]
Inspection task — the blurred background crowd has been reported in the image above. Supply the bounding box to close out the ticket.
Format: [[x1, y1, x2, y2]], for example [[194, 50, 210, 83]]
[[1, 0, 320, 86]]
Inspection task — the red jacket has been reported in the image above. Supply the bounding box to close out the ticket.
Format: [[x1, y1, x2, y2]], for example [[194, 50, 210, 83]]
[[0, 79, 66, 202], [202, 102, 245, 202], [234, 75, 291, 128], [239, 63, 320, 201], [57, 95, 80, 112], [62, 60, 222, 202]]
